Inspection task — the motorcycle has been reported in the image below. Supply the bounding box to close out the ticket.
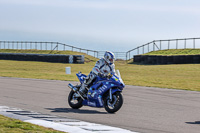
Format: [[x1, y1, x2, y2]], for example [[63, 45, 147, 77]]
[[68, 70, 125, 113]]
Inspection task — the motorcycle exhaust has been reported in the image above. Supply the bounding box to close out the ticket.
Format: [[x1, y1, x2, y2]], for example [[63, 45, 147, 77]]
[[68, 83, 85, 100], [68, 83, 78, 92]]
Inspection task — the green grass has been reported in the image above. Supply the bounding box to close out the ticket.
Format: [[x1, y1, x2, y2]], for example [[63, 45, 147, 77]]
[[0, 49, 200, 91], [0, 60, 200, 91], [144, 49, 200, 55], [0, 115, 65, 133]]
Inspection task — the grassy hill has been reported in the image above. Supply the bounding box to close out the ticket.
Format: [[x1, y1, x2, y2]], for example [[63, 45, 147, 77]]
[[144, 49, 200, 55]]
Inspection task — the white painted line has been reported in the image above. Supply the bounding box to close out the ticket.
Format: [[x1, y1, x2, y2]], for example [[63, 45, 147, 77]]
[[0, 106, 137, 133], [25, 119, 92, 133]]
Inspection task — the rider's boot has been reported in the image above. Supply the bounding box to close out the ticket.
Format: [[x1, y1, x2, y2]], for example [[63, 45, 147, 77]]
[[79, 72, 96, 98], [79, 83, 87, 98]]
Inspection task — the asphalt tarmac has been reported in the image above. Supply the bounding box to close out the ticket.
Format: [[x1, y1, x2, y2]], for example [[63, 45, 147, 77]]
[[0, 77, 200, 133]]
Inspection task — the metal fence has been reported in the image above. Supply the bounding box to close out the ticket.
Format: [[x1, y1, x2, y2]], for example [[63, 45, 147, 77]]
[[97, 51, 126, 60], [0, 41, 100, 57], [126, 37, 200, 60], [1, 37, 200, 61], [0, 41, 127, 60]]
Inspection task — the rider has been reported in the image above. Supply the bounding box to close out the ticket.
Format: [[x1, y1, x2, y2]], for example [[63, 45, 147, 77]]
[[79, 51, 116, 97]]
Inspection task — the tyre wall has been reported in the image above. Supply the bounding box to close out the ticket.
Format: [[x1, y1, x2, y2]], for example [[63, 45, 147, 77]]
[[134, 55, 200, 64], [0, 53, 84, 64]]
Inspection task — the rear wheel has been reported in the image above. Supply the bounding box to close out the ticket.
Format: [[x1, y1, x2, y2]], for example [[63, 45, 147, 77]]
[[68, 90, 83, 109], [104, 92, 123, 113]]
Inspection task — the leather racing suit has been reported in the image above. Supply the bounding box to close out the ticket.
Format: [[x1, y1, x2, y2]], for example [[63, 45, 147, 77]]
[[79, 58, 116, 95]]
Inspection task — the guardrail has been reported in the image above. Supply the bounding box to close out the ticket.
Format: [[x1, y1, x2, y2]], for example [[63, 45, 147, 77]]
[[0, 41, 126, 60], [126, 37, 200, 60]]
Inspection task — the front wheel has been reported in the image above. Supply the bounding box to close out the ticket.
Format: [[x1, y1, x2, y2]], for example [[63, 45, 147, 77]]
[[68, 90, 83, 109], [104, 92, 123, 113]]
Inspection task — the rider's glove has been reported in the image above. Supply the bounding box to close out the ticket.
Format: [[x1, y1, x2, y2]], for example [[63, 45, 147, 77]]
[[98, 73, 106, 78]]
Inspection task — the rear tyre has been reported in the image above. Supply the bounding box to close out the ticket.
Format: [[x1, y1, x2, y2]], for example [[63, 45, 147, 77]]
[[68, 90, 83, 109], [104, 92, 123, 113]]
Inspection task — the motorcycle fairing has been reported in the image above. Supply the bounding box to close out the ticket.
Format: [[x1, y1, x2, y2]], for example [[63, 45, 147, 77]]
[[76, 72, 124, 108], [76, 73, 87, 84], [82, 81, 122, 108]]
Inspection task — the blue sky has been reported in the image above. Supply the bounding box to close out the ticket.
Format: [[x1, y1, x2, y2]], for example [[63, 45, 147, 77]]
[[0, 0, 200, 52]]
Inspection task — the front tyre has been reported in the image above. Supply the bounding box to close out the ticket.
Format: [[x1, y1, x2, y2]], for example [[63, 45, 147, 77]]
[[104, 92, 123, 113], [68, 90, 83, 109]]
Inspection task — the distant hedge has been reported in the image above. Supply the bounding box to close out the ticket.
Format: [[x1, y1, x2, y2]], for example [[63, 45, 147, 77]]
[[0, 53, 84, 64], [134, 55, 200, 64]]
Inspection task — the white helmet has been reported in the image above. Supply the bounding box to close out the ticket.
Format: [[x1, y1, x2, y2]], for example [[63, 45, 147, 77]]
[[104, 51, 115, 65]]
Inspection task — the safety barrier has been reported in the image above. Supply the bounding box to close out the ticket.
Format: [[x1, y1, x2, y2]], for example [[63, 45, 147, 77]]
[[0, 53, 84, 64], [134, 55, 200, 64]]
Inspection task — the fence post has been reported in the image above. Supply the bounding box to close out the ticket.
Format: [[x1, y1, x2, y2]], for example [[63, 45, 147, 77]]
[[12, 41, 14, 49], [148, 43, 149, 52], [193, 39, 195, 49], [168, 40, 170, 50], [160, 41, 161, 50], [153, 41, 155, 51], [8, 42, 10, 49], [72, 46, 73, 51], [57, 42, 58, 51], [143, 46, 144, 54], [176, 39, 178, 49], [184, 39, 186, 49]]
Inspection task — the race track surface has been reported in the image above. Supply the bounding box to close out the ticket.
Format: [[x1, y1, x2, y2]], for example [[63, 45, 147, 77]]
[[0, 77, 200, 133]]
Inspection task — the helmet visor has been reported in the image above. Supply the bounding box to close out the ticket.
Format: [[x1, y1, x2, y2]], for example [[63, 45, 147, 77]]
[[109, 58, 114, 64]]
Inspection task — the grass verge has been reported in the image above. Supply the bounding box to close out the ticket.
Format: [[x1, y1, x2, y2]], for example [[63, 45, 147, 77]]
[[0, 60, 200, 91], [0, 49, 200, 91], [0, 115, 64, 133]]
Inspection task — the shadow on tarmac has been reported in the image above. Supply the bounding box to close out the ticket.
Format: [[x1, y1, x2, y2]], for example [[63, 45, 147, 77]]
[[185, 121, 200, 124], [46, 108, 107, 114]]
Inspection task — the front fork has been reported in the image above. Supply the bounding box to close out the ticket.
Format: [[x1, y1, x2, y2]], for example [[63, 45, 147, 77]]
[[109, 88, 112, 101]]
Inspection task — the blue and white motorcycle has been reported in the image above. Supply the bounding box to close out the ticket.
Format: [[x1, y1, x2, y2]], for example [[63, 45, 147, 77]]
[[68, 70, 125, 113]]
